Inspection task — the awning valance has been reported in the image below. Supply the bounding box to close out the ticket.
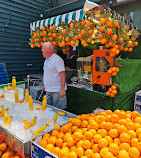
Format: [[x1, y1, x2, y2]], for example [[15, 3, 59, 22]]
[[30, 9, 84, 31]]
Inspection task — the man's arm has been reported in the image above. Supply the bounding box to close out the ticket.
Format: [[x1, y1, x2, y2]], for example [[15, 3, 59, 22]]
[[59, 71, 66, 97]]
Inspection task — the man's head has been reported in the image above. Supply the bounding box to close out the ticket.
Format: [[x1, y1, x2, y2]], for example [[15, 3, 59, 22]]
[[41, 42, 54, 58]]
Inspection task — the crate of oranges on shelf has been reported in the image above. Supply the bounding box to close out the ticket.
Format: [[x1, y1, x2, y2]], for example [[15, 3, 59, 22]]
[[31, 109, 141, 158]]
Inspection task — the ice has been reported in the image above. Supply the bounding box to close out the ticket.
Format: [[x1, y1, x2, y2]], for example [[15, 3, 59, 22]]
[[0, 97, 71, 143], [4, 87, 24, 102]]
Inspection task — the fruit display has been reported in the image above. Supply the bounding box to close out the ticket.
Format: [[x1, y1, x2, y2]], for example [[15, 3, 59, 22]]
[[39, 110, 141, 158]]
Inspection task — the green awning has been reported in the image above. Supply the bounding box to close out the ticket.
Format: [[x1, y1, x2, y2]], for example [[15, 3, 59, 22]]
[[30, 9, 84, 31]]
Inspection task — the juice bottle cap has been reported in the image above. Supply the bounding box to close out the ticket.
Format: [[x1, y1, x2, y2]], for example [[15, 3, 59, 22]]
[[12, 76, 16, 79]]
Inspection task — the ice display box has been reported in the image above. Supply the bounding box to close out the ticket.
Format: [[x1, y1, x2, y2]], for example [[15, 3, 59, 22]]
[[134, 90, 141, 113], [0, 97, 77, 157]]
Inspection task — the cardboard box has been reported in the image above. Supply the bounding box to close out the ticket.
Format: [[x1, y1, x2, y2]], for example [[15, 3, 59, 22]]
[[134, 90, 141, 113], [31, 136, 58, 158]]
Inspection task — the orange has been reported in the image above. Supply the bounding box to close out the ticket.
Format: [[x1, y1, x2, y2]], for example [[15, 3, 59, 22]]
[[131, 111, 140, 119], [43, 133, 50, 141], [104, 136, 113, 145], [1, 152, 12, 158], [76, 147, 84, 157], [52, 147, 60, 157], [93, 153, 101, 158], [68, 151, 77, 158], [109, 129, 119, 138], [98, 138, 108, 148], [89, 129, 96, 135], [89, 121, 99, 130], [73, 132, 83, 142], [45, 144, 54, 152], [118, 150, 129, 158], [100, 121, 106, 129], [103, 152, 114, 158], [70, 146, 77, 152], [76, 140, 83, 147], [100, 147, 109, 157], [74, 119, 81, 127], [117, 125, 127, 134], [66, 137, 74, 147], [134, 123, 141, 130], [127, 130, 137, 139], [106, 110, 112, 115], [80, 114, 88, 121], [137, 142, 141, 152], [56, 138, 63, 148], [82, 140, 92, 150], [52, 130, 59, 137], [118, 119, 126, 126], [71, 126, 79, 133], [134, 117, 141, 124], [81, 20, 86, 26], [100, 26, 105, 32], [107, 21, 113, 28], [138, 134, 141, 141], [136, 128, 141, 136], [120, 133, 130, 143], [48, 136, 57, 145], [93, 134, 102, 143], [81, 120, 88, 128], [85, 149, 94, 158], [60, 148, 69, 158], [126, 121, 135, 130], [81, 40, 86, 45], [62, 124, 70, 133], [105, 122, 113, 130], [130, 138, 138, 147], [58, 132, 65, 139], [114, 138, 121, 146], [0, 143, 7, 152], [92, 144, 100, 153], [119, 143, 130, 151], [129, 147, 140, 158], [54, 125, 61, 132], [62, 146, 70, 152], [100, 18, 106, 24], [68, 118, 73, 123], [0, 151, 2, 157], [39, 139, 47, 148], [97, 129, 108, 138], [101, 38, 107, 44], [109, 143, 119, 155], [84, 131, 93, 141], [106, 115, 111, 122]]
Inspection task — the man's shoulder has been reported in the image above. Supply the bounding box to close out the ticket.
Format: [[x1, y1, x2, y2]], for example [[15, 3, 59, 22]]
[[54, 54, 64, 62]]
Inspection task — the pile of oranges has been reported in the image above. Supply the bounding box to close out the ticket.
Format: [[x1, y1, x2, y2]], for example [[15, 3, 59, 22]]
[[39, 110, 141, 158], [0, 142, 20, 158]]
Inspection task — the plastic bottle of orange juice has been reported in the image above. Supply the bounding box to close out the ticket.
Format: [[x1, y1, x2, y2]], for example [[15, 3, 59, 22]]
[[25, 89, 29, 102], [42, 95, 47, 111], [29, 96, 33, 111], [14, 90, 19, 103], [12, 76, 16, 89]]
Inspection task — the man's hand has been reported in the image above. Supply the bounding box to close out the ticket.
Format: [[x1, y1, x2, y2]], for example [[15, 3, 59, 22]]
[[60, 87, 65, 97], [42, 84, 45, 92]]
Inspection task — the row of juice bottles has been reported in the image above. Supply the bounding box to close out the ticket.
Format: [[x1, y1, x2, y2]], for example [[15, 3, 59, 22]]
[[10, 76, 47, 111], [15, 89, 47, 111]]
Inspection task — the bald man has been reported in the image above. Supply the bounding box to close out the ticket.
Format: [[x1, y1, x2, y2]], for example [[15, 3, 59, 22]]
[[42, 42, 67, 109]]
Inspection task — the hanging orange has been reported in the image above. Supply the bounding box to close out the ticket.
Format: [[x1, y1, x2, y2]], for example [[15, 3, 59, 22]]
[[100, 18, 106, 24], [87, 38, 92, 43], [107, 21, 113, 28], [81, 20, 86, 26], [86, 21, 92, 27], [128, 48, 133, 52], [49, 26, 54, 31], [111, 35, 117, 41], [48, 32, 52, 37], [134, 42, 138, 46], [65, 37, 70, 42], [70, 23, 74, 29], [100, 26, 105, 32], [88, 30, 94, 35], [114, 21, 119, 28], [62, 29, 67, 34], [81, 29, 86, 35], [101, 38, 107, 44], [98, 33, 103, 39], [81, 40, 86, 45], [53, 33, 57, 38], [41, 26, 46, 31], [106, 29, 113, 36]]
